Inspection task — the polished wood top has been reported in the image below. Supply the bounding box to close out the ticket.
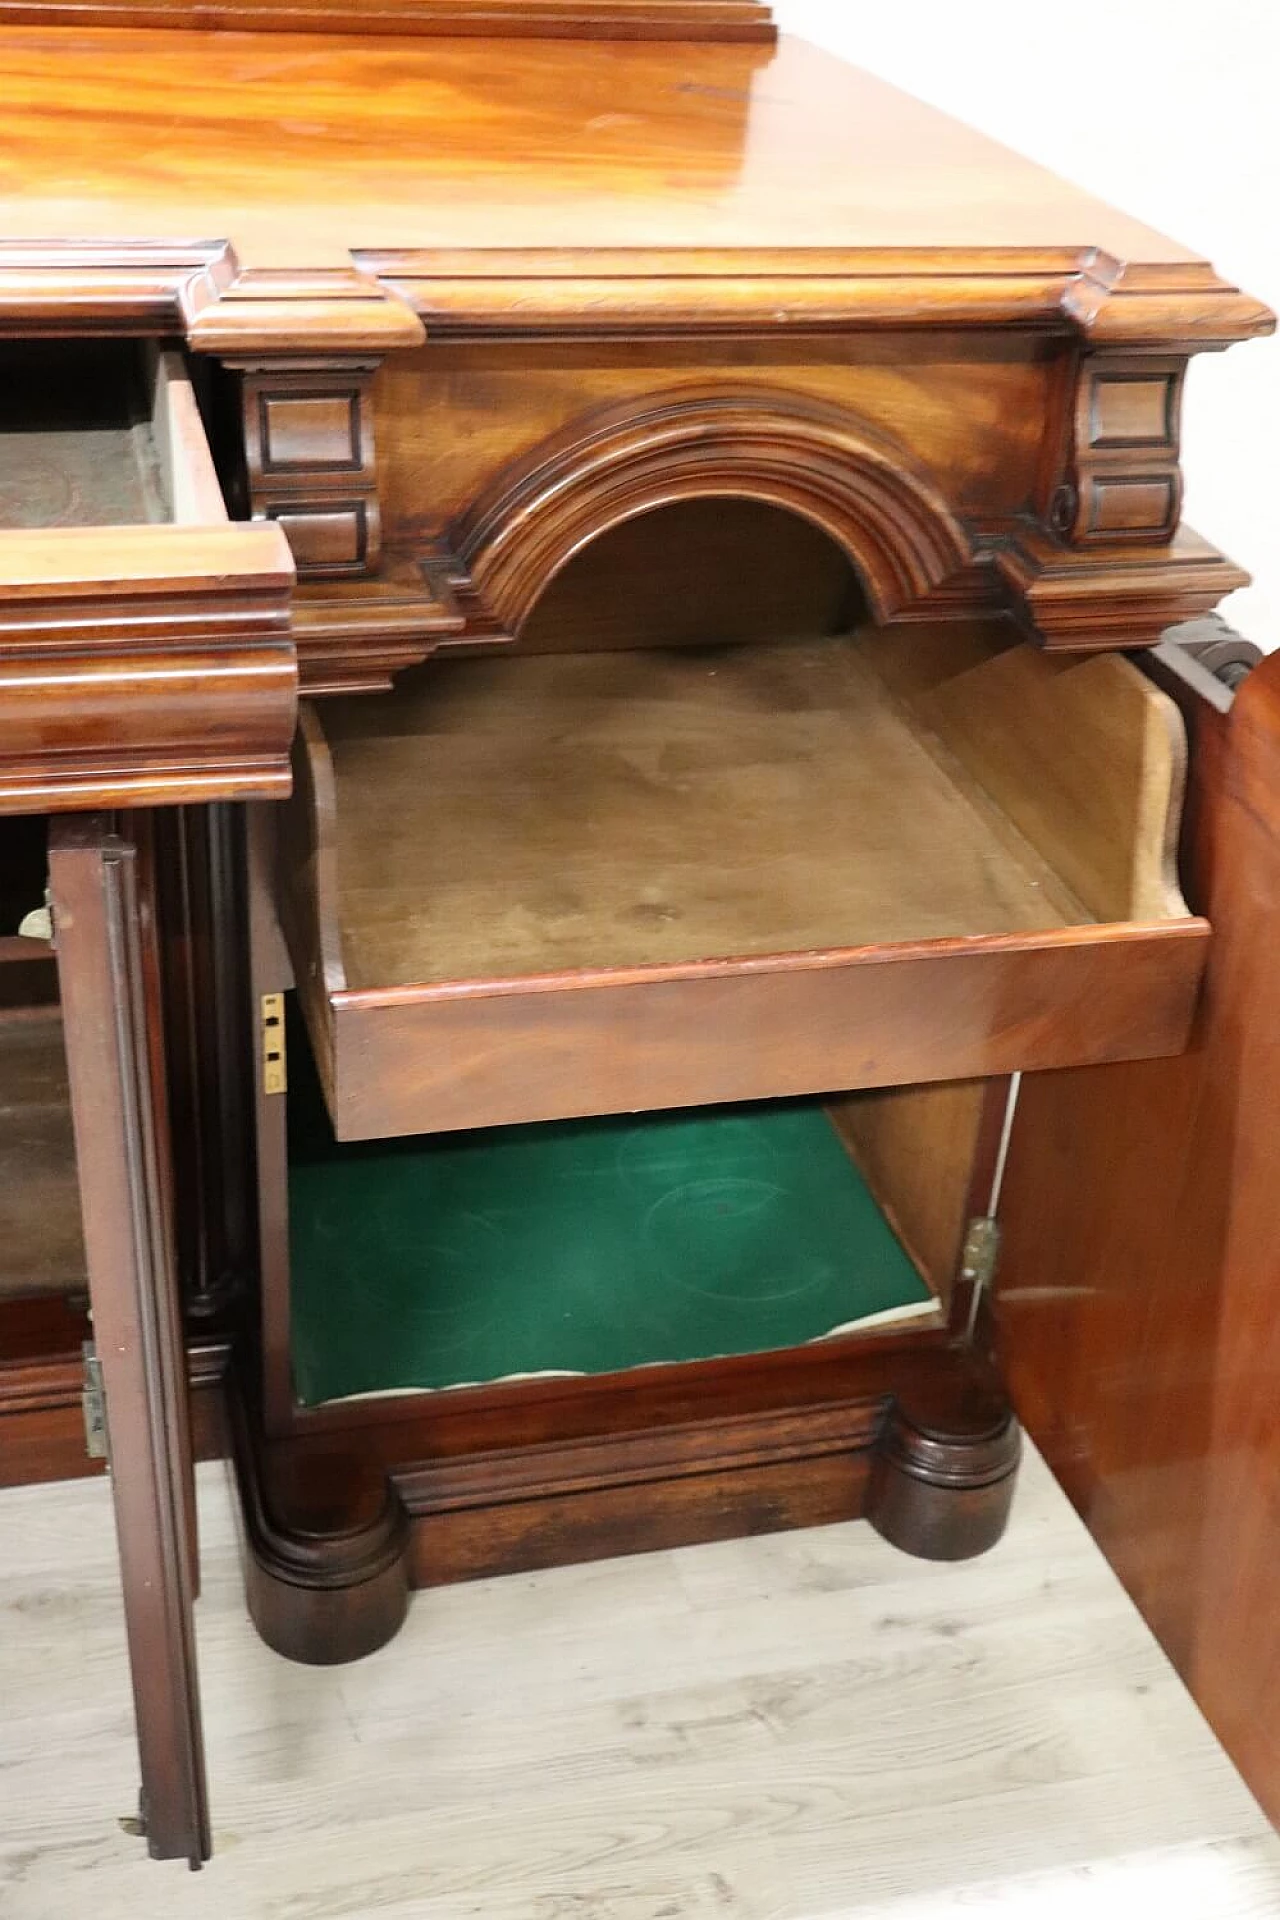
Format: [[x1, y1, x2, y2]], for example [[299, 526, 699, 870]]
[[0, 32, 1234, 266], [0, 30, 1269, 348]]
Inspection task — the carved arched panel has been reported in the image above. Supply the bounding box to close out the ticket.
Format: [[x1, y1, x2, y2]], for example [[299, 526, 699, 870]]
[[454, 386, 973, 633]]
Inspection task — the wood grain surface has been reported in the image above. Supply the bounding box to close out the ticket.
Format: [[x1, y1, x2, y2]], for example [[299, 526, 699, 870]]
[[0, 30, 1269, 323], [49, 814, 209, 1864], [995, 641, 1280, 1827]]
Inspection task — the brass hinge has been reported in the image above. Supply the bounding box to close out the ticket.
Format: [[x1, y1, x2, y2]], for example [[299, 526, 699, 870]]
[[261, 991, 287, 1095], [82, 1341, 109, 1462], [962, 1214, 1001, 1339]]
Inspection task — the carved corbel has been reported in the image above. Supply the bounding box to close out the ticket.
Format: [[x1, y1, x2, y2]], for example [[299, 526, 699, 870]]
[[1001, 320, 1259, 647], [188, 266, 424, 583], [234, 362, 384, 579], [186, 264, 468, 691], [1050, 351, 1187, 546]]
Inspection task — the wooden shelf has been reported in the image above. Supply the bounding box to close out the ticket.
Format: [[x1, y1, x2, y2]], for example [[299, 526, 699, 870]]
[[279, 616, 1207, 1139], [285, 1055, 939, 1407]]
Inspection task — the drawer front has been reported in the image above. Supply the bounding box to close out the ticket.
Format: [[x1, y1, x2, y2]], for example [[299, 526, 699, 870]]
[[314, 921, 1209, 1140], [0, 344, 295, 812]]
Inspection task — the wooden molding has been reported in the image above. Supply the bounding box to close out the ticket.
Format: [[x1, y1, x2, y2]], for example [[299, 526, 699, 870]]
[[0, 244, 1268, 354], [186, 266, 424, 359], [0, 0, 774, 35], [998, 523, 1250, 652], [0, 1310, 230, 1489], [1062, 256, 1275, 350], [223, 1334, 1018, 1649], [0, 240, 233, 339], [456, 386, 973, 631], [367, 246, 1274, 346], [0, 523, 296, 812], [292, 552, 468, 693], [398, 1397, 887, 1513]]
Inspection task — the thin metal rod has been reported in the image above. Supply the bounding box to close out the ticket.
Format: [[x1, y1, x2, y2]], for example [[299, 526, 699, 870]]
[[966, 1072, 1023, 1342], [986, 1070, 1022, 1217]]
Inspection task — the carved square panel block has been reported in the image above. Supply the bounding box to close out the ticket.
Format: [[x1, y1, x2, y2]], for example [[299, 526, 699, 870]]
[[1089, 374, 1177, 449], [267, 502, 370, 574], [259, 393, 363, 473], [1087, 475, 1179, 538]]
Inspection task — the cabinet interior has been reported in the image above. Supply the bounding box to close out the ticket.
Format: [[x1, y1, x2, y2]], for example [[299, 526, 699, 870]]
[[279, 503, 1030, 1406], [0, 813, 77, 1308], [0, 1005, 83, 1305], [284, 992, 953, 1407]]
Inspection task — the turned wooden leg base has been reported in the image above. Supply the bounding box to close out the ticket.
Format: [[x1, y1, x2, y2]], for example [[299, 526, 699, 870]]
[[229, 1377, 411, 1665], [228, 1341, 1019, 1663], [868, 1374, 1021, 1562]]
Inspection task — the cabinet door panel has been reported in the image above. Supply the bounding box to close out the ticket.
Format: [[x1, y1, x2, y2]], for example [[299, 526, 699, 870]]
[[49, 812, 209, 1868]]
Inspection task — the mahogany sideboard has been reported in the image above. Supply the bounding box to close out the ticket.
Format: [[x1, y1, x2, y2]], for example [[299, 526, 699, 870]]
[[0, 0, 1273, 1865]]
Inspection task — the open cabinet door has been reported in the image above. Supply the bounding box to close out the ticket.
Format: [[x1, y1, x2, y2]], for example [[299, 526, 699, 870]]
[[992, 634, 1280, 1826], [49, 812, 210, 1868]]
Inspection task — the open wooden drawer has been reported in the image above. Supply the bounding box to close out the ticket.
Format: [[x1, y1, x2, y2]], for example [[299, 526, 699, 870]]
[[278, 612, 1208, 1140], [0, 340, 293, 812]]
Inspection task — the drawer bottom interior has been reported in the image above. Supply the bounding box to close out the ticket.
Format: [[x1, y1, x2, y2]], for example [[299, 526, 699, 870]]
[[319, 632, 1093, 993], [286, 1008, 936, 1407]]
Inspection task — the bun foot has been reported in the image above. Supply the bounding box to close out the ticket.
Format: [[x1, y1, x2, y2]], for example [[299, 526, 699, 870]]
[[230, 1380, 410, 1664], [867, 1367, 1020, 1562]]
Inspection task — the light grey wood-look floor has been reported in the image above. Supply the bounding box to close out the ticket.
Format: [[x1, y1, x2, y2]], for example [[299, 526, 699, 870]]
[[2, 1442, 1278, 1919]]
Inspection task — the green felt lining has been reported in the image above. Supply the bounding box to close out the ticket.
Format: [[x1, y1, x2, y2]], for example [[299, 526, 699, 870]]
[[287, 1005, 934, 1407]]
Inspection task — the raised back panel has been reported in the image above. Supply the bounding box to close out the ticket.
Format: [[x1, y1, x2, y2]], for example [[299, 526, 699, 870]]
[[0, 0, 773, 34]]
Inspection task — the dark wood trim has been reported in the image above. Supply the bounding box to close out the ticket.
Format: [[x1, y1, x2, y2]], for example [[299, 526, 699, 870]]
[[867, 1375, 1020, 1561], [49, 814, 210, 1868], [246, 804, 298, 1439], [228, 1335, 1017, 1660], [0, 1297, 98, 1489], [156, 806, 256, 1326]]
